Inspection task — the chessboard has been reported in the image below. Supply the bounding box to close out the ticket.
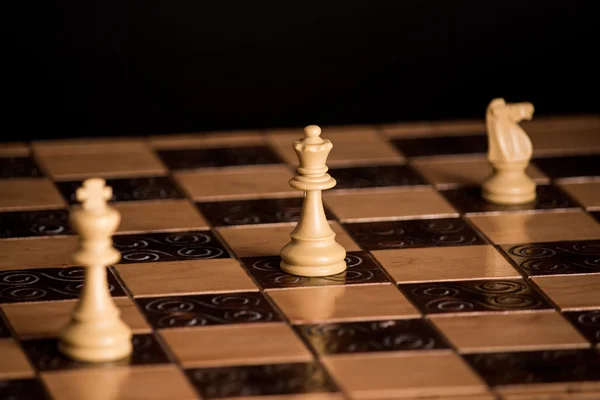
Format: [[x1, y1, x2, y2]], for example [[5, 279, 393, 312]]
[[1, 115, 600, 400]]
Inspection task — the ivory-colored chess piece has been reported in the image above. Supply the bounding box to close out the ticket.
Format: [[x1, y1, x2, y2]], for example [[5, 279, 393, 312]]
[[280, 125, 347, 277], [482, 98, 537, 205], [59, 178, 132, 362]]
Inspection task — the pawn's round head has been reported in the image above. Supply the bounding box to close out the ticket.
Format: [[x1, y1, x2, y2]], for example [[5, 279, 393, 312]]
[[304, 125, 322, 138]]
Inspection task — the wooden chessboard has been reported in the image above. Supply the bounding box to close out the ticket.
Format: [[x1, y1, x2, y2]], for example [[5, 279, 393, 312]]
[[1, 116, 600, 400]]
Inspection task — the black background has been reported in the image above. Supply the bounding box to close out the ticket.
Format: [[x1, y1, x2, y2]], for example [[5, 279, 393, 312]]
[[3, 1, 599, 140]]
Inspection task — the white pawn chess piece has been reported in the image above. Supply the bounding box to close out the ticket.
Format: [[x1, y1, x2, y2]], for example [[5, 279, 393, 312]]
[[59, 178, 132, 362], [482, 98, 537, 205], [280, 125, 347, 277]]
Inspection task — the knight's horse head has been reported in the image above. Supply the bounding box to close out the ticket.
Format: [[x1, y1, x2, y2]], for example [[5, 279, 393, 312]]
[[488, 98, 534, 122], [486, 98, 534, 163]]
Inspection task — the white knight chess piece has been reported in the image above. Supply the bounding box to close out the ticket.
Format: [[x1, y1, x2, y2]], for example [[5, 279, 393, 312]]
[[482, 98, 537, 205]]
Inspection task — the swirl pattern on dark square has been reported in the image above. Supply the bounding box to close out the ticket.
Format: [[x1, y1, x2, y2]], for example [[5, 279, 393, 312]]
[[157, 146, 282, 170], [441, 184, 577, 215], [136, 292, 281, 329], [564, 310, 600, 344], [344, 218, 486, 251], [0, 379, 51, 400], [21, 334, 170, 372], [534, 155, 600, 179], [0, 267, 125, 304], [56, 176, 184, 204], [391, 135, 487, 157], [500, 240, 600, 276], [240, 252, 390, 290], [0, 209, 73, 239], [399, 279, 551, 314], [329, 165, 428, 190], [0, 156, 43, 178], [297, 319, 449, 355], [113, 230, 230, 264], [464, 349, 600, 387], [185, 362, 338, 399], [197, 197, 333, 227]]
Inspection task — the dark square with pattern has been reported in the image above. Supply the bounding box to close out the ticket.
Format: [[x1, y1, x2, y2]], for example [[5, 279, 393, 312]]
[[0, 312, 12, 338], [56, 176, 185, 204], [399, 279, 551, 314], [391, 135, 487, 157], [0, 378, 51, 400], [113, 230, 231, 264], [241, 252, 390, 290], [329, 165, 429, 190], [297, 319, 449, 355], [136, 292, 282, 329], [185, 361, 339, 399], [464, 349, 600, 388], [197, 197, 334, 227], [441, 184, 578, 215], [500, 240, 600, 276], [21, 334, 170, 372], [0, 156, 43, 179], [563, 310, 600, 344], [157, 146, 282, 170], [0, 209, 72, 239], [344, 218, 487, 251], [533, 155, 600, 179], [0, 267, 126, 304]]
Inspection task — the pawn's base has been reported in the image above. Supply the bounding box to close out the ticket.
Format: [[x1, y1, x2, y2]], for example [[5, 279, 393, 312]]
[[58, 337, 132, 363], [281, 259, 347, 277], [482, 187, 536, 205], [59, 317, 132, 363]]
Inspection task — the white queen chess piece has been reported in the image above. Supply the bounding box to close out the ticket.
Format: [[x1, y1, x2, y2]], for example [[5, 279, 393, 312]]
[[482, 98, 537, 205], [59, 178, 132, 362], [280, 125, 347, 277]]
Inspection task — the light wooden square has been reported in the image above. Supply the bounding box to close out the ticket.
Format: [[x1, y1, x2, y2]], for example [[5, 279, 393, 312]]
[[42, 365, 199, 400], [2, 298, 150, 338], [412, 158, 548, 188], [431, 312, 588, 353], [0, 237, 77, 270], [160, 323, 312, 368], [115, 259, 258, 297], [558, 182, 600, 210], [0, 339, 35, 379], [0, 143, 30, 156], [0, 178, 66, 211], [372, 245, 520, 283], [35, 151, 167, 180], [268, 129, 404, 166], [173, 166, 297, 201], [114, 200, 209, 234], [380, 120, 485, 139], [149, 130, 266, 149], [533, 274, 600, 311], [218, 221, 360, 258], [468, 211, 600, 245], [268, 284, 419, 324], [324, 188, 458, 222], [322, 352, 487, 399]]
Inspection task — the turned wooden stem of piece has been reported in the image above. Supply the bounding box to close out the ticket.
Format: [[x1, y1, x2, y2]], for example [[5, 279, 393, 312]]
[[59, 178, 132, 362], [280, 125, 347, 277]]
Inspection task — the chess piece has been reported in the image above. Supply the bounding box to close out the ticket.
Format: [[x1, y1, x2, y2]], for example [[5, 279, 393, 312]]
[[280, 125, 347, 277], [482, 98, 536, 205], [59, 178, 132, 362]]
